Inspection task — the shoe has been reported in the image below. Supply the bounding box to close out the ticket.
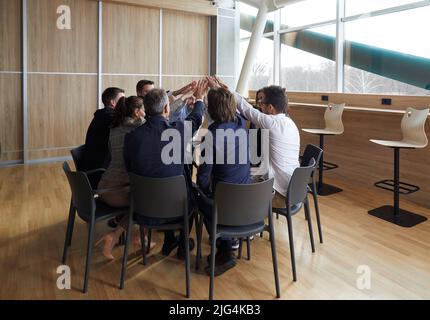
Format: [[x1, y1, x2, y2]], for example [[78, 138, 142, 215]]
[[231, 239, 240, 250], [177, 238, 195, 260], [205, 252, 237, 277], [161, 235, 180, 256], [107, 218, 119, 228]]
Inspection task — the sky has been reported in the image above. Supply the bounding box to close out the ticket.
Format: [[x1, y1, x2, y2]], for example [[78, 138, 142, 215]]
[[239, 0, 430, 72]]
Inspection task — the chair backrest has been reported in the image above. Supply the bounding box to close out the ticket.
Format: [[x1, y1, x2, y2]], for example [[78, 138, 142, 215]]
[[129, 173, 188, 219], [401, 107, 429, 148], [70, 145, 86, 171], [301, 144, 323, 168], [214, 178, 274, 226], [62, 162, 95, 220], [324, 103, 345, 134], [287, 159, 316, 206]]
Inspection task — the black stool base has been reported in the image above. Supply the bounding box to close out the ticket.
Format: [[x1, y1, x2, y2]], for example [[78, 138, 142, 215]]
[[368, 205, 427, 228], [317, 183, 343, 196]]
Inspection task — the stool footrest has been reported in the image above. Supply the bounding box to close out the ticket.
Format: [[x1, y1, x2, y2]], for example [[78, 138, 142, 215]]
[[374, 179, 420, 195], [319, 161, 338, 171]]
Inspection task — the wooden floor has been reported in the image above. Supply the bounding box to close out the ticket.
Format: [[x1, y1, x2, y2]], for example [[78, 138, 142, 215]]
[[0, 162, 429, 300]]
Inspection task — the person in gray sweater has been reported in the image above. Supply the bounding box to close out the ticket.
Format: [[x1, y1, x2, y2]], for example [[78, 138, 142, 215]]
[[96, 96, 150, 260]]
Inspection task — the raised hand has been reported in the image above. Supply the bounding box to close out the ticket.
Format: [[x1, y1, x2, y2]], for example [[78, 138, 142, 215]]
[[172, 81, 197, 97], [213, 76, 229, 90], [193, 79, 209, 100], [205, 76, 219, 88]]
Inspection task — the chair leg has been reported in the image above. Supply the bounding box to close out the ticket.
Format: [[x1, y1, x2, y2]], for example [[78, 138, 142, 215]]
[[268, 227, 280, 298], [195, 214, 202, 270], [184, 226, 191, 298], [147, 228, 152, 254], [285, 214, 297, 282], [140, 226, 147, 265], [312, 178, 323, 243], [246, 237, 251, 261], [62, 201, 76, 263], [304, 198, 315, 253], [83, 221, 95, 293], [119, 218, 133, 289], [209, 236, 216, 300], [238, 238, 243, 259]]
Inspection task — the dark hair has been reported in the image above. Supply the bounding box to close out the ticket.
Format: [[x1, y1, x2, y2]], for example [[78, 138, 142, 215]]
[[102, 87, 124, 107], [261, 85, 288, 113], [136, 80, 155, 94], [207, 87, 237, 123], [112, 96, 144, 128], [255, 89, 263, 108], [143, 88, 168, 116]]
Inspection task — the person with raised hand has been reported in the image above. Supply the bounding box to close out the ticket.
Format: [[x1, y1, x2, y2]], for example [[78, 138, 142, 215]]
[[123, 81, 207, 259]]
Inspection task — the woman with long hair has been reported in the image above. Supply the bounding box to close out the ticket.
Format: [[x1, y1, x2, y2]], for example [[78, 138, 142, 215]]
[[96, 95, 154, 260]]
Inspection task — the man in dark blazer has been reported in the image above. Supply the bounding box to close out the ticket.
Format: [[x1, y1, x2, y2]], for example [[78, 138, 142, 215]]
[[124, 82, 207, 258], [83, 87, 125, 187]]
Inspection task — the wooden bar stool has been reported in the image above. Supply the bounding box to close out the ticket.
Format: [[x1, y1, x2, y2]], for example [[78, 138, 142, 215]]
[[302, 103, 345, 196], [368, 107, 429, 227]]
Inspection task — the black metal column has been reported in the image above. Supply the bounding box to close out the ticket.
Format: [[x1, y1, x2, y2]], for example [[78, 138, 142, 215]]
[[368, 147, 427, 227], [393, 147, 400, 217], [316, 134, 343, 196]]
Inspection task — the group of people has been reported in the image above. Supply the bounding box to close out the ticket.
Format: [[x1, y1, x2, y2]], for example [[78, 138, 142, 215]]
[[81, 76, 300, 276]]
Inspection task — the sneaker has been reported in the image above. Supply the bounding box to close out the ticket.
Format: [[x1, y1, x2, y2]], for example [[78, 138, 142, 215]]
[[205, 252, 237, 277], [177, 238, 195, 260]]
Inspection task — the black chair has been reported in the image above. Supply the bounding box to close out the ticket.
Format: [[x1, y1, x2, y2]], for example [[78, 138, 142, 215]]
[[272, 159, 316, 282], [70, 145, 106, 188], [119, 174, 193, 298], [61, 162, 129, 293], [301, 144, 324, 243], [196, 178, 280, 300]]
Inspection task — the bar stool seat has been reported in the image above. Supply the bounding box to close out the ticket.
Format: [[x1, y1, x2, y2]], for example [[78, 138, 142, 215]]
[[369, 139, 427, 149], [302, 103, 345, 196], [302, 128, 343, 135], [368, 107, 429, 227]]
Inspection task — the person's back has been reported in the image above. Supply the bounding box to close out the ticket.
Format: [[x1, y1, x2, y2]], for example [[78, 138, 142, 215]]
[[83, 87, 125, 175], [123, 85, 206, 259], [98, 96, 145, 208], [196, 86, 251, 276], [197, 115, 251, 195]]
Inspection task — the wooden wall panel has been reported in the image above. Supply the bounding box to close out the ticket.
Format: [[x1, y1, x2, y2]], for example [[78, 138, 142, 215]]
[[102, 75, 158, 97], [101, 0, 217, 16], [0, 0, 21, 71], [0, 75, 22, 162], [28, 75, 97, 160], [162, 11, 209, 75], [162, 76, 203, 92], [103, 3, 159, 74], [289, 105, 430, 209], [27, 0, 98, 72]]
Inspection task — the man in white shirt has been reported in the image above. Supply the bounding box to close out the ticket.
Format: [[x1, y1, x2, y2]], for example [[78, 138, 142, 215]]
[[234, 85, 300, 208]]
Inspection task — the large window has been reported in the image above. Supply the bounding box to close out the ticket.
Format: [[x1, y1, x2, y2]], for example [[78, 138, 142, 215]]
[[239, 0, 430, 96], [281, 0, 337, 27], [344, 5, 430, 94], [345, 0, 419, 16], [239, 2, 274, 90], [281, 25, 336, 92]]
